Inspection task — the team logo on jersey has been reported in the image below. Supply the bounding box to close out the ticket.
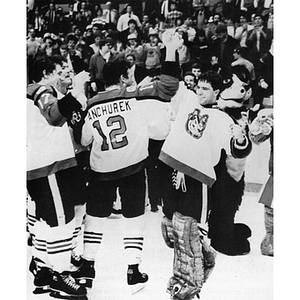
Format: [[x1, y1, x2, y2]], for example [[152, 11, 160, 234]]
[[70, 110, 81, 125], [185, 108, 209, 139]]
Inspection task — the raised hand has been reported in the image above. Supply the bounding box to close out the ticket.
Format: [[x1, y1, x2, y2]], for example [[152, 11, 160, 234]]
[[71, 71, 90, 98]]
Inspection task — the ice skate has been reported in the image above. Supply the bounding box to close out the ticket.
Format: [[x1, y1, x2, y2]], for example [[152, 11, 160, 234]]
[[127, 264, 148, 295], [50, 271, 87, 298], [29, 257, 52, 294], [72, 258, 95, 288]]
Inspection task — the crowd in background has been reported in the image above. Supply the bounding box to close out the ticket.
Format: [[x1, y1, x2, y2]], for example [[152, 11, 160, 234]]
[[26, 2, 275, 298], [27, 0, 274, 106]]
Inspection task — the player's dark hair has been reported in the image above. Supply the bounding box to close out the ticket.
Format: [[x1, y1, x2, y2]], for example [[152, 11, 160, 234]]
[[197, 70, 223, 91], [31, 58, 56, 83], [103, 59, 131, 87]]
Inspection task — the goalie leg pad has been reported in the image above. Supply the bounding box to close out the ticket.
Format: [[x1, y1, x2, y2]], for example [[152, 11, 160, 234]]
[[200, 237, 217, 282], [161, 216, 174, 248], [167, 212, 204, 300]]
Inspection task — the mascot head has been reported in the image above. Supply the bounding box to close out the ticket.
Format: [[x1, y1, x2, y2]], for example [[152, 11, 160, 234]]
[[217, 66, 252, 109]]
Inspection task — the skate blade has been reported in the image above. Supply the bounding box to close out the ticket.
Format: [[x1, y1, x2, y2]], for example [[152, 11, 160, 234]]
[[129, 282, 147, 295], [50, 291, 88, 299], [33, 285, 50, 294]]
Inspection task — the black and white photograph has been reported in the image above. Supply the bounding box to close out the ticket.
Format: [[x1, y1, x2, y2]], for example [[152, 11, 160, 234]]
[[2, 0, 291, 299]]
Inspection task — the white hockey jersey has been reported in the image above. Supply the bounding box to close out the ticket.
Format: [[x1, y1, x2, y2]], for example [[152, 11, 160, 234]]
[[159, 84, 235, 187], [79, 72, 178, 180], [27, 84, 77, 180]]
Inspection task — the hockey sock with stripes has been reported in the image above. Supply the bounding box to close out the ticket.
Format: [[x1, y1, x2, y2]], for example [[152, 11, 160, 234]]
[[47, 218, 75, 273], [123, 215, 146, 265], [31, 219, 52, 268], [82, 214, 106, 261]]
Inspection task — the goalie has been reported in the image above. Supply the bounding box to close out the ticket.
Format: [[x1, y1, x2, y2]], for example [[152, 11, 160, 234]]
[[159, 70, 250, 299]]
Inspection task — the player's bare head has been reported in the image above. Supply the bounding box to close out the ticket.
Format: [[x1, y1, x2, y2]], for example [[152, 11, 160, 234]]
[[197, 70, 223, 92], [103, 59, 131, 87], [31, 58, 56, 83]]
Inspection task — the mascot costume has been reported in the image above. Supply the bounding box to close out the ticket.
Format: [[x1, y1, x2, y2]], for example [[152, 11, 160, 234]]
[[207, 66, 253, 256]]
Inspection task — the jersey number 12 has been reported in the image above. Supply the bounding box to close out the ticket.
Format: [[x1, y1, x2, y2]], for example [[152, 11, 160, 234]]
[[93, 115, 128, 151]]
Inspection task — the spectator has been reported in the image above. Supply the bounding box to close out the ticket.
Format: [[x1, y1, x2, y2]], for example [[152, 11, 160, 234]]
[[66, 3, 76, 26], [180, 17, 197, 43], [32, 8, 47, 37], [262, 2, 273, 32], [65, 33, 88, 74], [209, 23, 239, 66], [91, 23, 102, 39], [117, 4, 142, 32], [80, 1, 93, 24], [73, 26, 86, 47], [54, 8, 72, 36], [152, 15, 165, 39], [176, 26, 191, 67], [205, 12, 222, 42], [125, 53, 148, 87], [89, 35, 101, 55], [36, 33, 60, 60], [27, 28, 41, 83], [27, 29, 40, 59], [140, 14, 152, 38], [119, 18, 144, 49], [102, 1, 119, 30], [91, 7, 106, 27], [44, 2, 58, 33], [183, 71, 197, 91], [191, 62, 204, 82], [83, 24, 94, 45], [144, 28, 162, 75], [123, 33, 145, 67], [194, 2, 206, 30], [165, 1, 183, 28], [190, 29, 211, 62], [252, 40, 273, 106], [245, 13, 272, 66], [89, 37, 118, 94], [74, 11, 88, 34], [234, 14, 254, 48], [231, 46, 255, 82]]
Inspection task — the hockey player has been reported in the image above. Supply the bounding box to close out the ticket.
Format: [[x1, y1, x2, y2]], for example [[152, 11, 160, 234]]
[[70, 30, 182, 295], [159, 70, 251, 299], [27, 57, 90, 299], [52, 55, 90, 264]]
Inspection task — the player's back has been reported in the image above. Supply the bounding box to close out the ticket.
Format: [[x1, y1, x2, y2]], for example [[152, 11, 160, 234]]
[[81, 86, 170, 180]]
